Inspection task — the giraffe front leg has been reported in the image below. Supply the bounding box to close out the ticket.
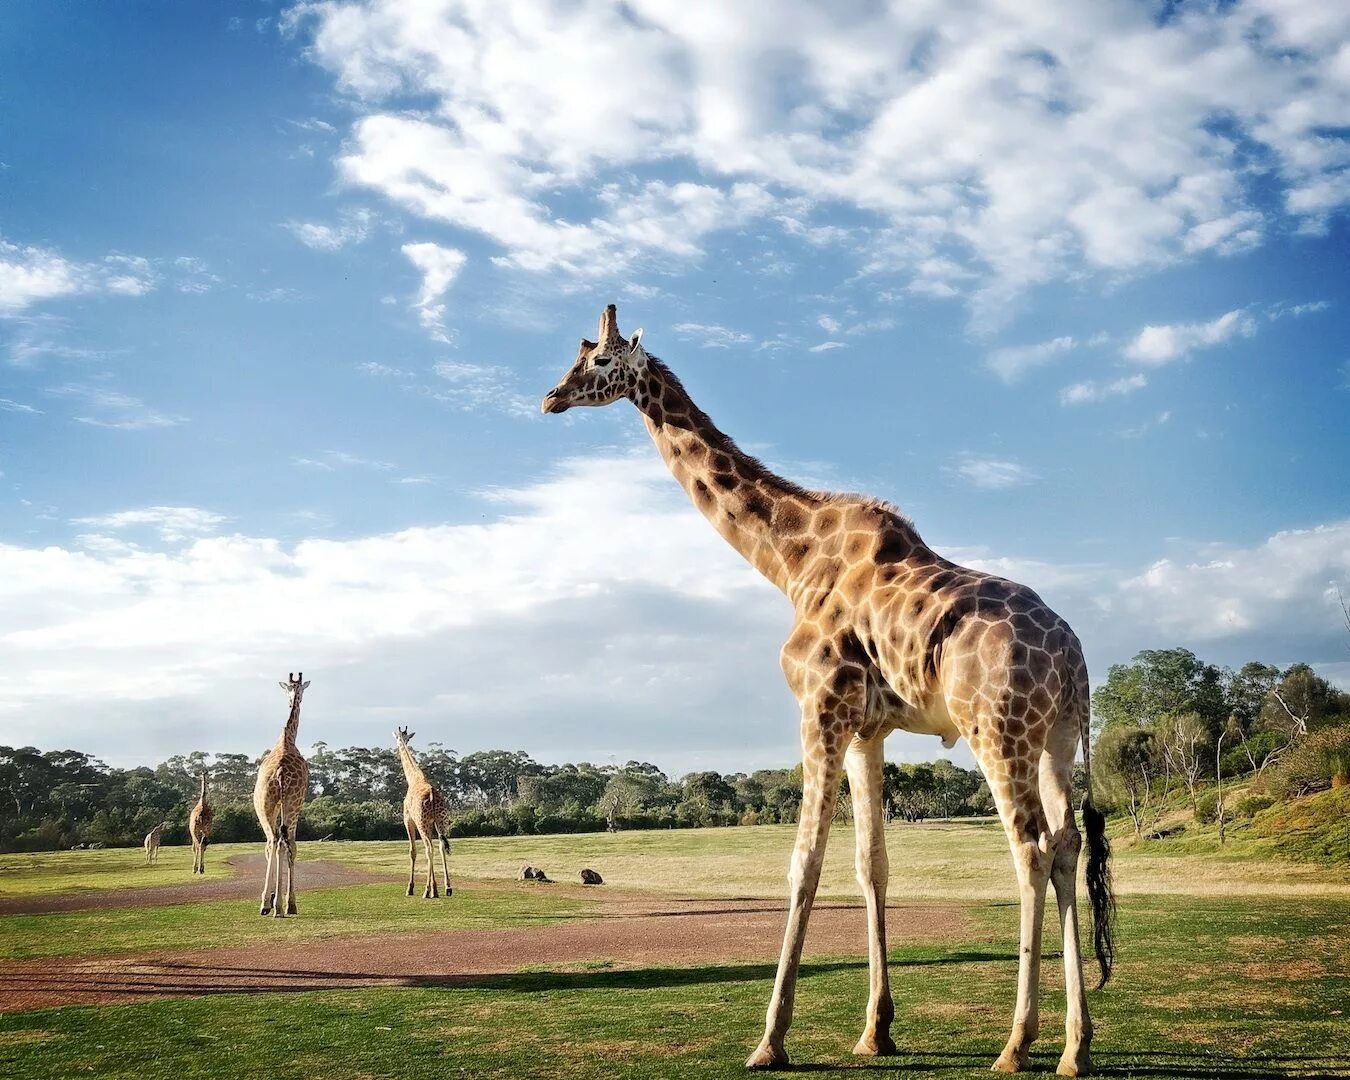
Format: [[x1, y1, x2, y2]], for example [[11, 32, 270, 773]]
[[747, 684, 853, 1070], [405, 822, 417, 897], [422, 834, 437, 898], [845, 735, 897, 1057]]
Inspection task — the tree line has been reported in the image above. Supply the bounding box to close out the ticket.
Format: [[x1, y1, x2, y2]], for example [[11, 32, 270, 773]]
[[1092, 648, 1350, 839], [0, 742, 993, 853]]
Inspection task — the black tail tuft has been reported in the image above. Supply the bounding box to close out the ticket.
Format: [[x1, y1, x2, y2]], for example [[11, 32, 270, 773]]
[[1081, 793, 1116, 989], [279, 823, 289, 841]]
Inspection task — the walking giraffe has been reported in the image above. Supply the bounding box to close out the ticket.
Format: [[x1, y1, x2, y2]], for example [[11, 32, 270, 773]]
[[188, 772, 213, 875], [253, 673, 310, 917], [394, 727, 453, 899], [542, 306, 1115, 1076], [143, 821, 167, 865]]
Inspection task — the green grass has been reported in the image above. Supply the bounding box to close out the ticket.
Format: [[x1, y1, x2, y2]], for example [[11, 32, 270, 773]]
[[1, 893, 1346, 1079], [0, 844, 239, 896], [0, 881, 589, 961]]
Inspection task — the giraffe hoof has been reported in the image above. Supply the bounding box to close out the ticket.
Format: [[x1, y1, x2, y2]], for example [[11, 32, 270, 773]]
[[853, 1033, 898, 1056], [259, 908, 270, 917], [1057, 1050, 1092, 1077], [445, 888, 453, 898], [406, 886, 414, 896], [992, 1051, 1030, 1073], [746, 1043, 789, 1070]]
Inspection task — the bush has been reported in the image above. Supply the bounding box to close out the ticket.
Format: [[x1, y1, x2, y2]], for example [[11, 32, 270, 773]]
[[1233, 794, 1275, 819], [1194, 790, 1220, 825], [1266, 727, 1350, 800]]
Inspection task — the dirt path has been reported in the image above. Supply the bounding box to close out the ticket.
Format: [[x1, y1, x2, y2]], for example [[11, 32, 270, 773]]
[[0, 886, 973, 1013], [0, 854, 388, 915]]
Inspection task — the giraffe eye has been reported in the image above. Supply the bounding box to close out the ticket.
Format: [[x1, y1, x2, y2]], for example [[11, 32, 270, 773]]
[[594, 356, 612, 367]]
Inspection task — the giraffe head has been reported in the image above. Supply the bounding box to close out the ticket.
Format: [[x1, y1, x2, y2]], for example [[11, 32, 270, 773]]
[[278, 671, 310, 708], [541, 304, 646, 414], [394, 726, 416, 748]]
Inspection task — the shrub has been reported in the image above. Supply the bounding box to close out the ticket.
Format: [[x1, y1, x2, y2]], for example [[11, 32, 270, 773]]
[[1266, 727, 1350, 800], [1233, 794, 1275, 819], [1194, 790, 1220, 825]]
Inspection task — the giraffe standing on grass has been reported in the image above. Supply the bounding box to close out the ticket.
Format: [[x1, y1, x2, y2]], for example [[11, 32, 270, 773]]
[[253, 673, 310, 917], [143, 822, 167, 865], [543, 306, 1116, 1077], [394, 727, 453, 899], [188, 772, 213, 875]]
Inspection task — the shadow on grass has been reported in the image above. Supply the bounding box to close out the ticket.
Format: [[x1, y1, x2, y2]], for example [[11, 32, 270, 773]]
[[0, 951, 1015, 1005]]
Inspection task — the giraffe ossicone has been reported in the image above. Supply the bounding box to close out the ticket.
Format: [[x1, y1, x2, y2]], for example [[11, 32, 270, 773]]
[[253, 671, 310, 918], [543, 306, 1116, 1077]]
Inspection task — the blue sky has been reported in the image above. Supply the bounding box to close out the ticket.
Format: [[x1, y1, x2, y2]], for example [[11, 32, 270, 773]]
[[2, 1, 1348, 773]]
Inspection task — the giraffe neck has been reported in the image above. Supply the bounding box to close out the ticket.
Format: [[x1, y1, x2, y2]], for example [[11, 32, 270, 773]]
[[199, 774, 207, 800], [281, 702, 301, 747], [397, 744, 426, 786], [634, 357, 813, 593]]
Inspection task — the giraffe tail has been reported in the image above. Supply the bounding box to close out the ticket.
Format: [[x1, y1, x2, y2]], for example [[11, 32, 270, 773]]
[[1076, 659, 1116, 990]]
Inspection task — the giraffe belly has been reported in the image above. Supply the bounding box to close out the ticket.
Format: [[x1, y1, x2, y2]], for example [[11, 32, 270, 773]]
[[866, 674, 961, 748]]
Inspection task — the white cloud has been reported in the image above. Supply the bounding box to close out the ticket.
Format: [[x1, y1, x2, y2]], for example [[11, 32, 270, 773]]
[[429, 359, 534, 417], [294, 449, 396, 472], [808, 341, 846, 353], [986, 335, 1077, 382], [0, 398, 41, 414], [1059, 373, 1148, 406], [172, 256, 222, 294], [72, 506, 227, 544], [1122, 309, 1257, 365], [288, 1, 1350, 308], [401, 241, 467, 341], [283, 208, 375, 251], [1116, 522, 1350, 642], [948, 453, 1039, 489], [671, 322, 754, 349], [45, 383, 187, 430], [1267, 300, 1330, 321], [817, 314, 841, 334], [0, 239, 157, 313]]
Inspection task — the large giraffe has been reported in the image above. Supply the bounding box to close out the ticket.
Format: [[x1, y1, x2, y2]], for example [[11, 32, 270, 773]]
[[188, 772, 213, 875], [253, 672, 310, 918], [543, 306, 1115, 1076], [394, 727, 453, 899]]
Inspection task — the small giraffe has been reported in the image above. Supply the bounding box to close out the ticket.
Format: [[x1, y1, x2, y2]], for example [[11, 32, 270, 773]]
[[544, 306, 1116, 1076], [188, 772, 213, 875], [393, 727, 453, 899], [253, 672, 311, 917], [143, 821, 167, 865]]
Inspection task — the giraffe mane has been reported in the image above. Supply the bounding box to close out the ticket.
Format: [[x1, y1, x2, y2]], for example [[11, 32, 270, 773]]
[[646, 354, 918, 533]]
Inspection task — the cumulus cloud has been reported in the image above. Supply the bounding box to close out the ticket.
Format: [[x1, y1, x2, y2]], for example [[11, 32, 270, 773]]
[[671, 322, 754, 349], [401, 241, 466, 342], [986, 335, 1077, 382], [1122, 309, 1257, 365], [0, 238, 157, 313], [287, 1, 1350, 308]]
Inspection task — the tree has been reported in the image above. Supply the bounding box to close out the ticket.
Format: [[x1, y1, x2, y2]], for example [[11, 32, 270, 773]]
[[1096, 726, 1158, 838], [1092, 648, 1227, 736], [1156, 712, 1209, 813]]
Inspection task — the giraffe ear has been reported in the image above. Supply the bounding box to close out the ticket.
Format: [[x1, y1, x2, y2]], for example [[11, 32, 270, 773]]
[[629, 329, 643, 351], [278, 681, 290, 692], [301, 680, 311, 691]]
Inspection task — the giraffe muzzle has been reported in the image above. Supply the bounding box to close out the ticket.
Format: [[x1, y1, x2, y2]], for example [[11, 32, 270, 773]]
[[541, 391, 571, 414]]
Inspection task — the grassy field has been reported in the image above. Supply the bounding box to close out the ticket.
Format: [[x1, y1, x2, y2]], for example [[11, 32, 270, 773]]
[[1, 822, 1347, 1078], [0, 893, 1345, 1078], [8, 816, 1343, 905]]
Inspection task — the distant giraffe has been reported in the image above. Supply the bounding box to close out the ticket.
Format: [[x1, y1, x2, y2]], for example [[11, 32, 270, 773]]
[[543, 306, 1115, 1076], [188, 772, 213, 875], [394, 727, 452, 899], [143, 821, 167, 865], [253, 672, 310, 917]]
